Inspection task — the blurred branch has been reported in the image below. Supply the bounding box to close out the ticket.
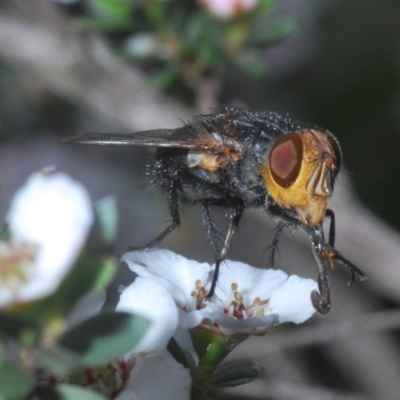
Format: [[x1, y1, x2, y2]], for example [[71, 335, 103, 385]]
[[257, 309, 400, 355], [330, 173, 400, 304], [261, 379, 371, 400], [0, 0, 191, 131]]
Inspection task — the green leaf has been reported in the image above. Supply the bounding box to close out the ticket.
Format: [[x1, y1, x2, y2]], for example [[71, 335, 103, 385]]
[[249, 16, 298, 46], [151, 69, 178, 89], [56, 385, 107, 400], [58, 312, 149, 367], [0, 360, 35, 400], [190, 327, 248, 392], [0, 224, 10, 240], [86, 0, 131, 19], [74, 0, 132, 32], [167, 337, 195, 371], [35, 346, 80, 377], [143, 2, 167, 27], [232, 51, 267, 79], [34, 384, 107, 400], [257, 0, 279, 14], [190, 328, 248, 367], [185, 13, 225, 69], [93, 196, 118, 247], [0, 313, 39, 345], [211, 361, 263, 388], [46, 253, 116, 313], [73, 17, 128, 32]]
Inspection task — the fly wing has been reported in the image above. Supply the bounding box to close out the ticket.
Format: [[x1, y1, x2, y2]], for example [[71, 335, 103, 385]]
[[59, 126, 226, 153]]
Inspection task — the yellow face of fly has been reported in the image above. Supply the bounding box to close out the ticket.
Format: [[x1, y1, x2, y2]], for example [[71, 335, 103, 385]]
[[262, 129, 341, 226]]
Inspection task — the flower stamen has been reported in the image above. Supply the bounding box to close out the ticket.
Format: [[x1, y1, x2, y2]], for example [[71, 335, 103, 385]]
[[0, 241, 37, 296], [191, 279, 208, 307]]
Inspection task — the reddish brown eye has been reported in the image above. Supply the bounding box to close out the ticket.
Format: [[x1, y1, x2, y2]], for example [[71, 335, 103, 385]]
[[269, 133, 303, 187]]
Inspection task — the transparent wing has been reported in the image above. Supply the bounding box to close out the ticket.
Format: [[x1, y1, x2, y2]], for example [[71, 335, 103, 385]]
[[59, 128, 225, 152]]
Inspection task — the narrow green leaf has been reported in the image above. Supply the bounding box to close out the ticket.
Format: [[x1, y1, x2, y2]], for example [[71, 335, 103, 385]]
[[74, 0, 132, 31], [211, 361, 263, 388], [151, 69, 178, 89], [0, 224, 10, 240], [250, 16, 298, 46], [92, 196, 118, 247], [0, 360, 35, 400], [35, 346, 80, 376], [232, 51, 267, 79], [58, 312, 149, 367], [34, 384, 107, 400], [143, 2, 167, 27], [86, 0, 131, 19], [45, 254, 116, 314], [190, 327, 248, 392], [55, 384, 107, 400], [257, 0, 279, 14], [167, 337, 196, 371], [190, 328, 248, 366], [73, 17, 123, 31]]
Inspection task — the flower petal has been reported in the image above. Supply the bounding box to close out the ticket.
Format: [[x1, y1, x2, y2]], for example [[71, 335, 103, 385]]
[[214, 260, 288, 304], [122, 249, 212, 310], [267, 275, 318, 324], [116, 277, 179, 355]]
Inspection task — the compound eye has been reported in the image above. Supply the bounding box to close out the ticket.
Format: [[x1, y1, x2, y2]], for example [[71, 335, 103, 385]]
[[269, 133, 303, 187]]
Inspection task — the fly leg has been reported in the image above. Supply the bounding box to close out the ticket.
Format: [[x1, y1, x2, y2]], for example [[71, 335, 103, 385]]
[[202, 203, 223, 298], [322, 209, 365, 285], [129, 181, 181, 250], [327, 251, 367, 285], [265, 199, 300, 226], [221, 207, 244, 258], [265, 199, 298, 266], [266, 221, 284, 267], [310, 232, 332, 315], [298, 223, 367, 284], [325, 208, 336, 247]]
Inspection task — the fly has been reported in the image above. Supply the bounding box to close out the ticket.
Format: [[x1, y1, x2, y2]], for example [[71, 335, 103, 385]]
[[60, 106, 367, 315]]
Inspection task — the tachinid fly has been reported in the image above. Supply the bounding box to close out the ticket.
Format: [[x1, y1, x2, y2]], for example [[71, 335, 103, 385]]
[[60, 106, 367, 314]]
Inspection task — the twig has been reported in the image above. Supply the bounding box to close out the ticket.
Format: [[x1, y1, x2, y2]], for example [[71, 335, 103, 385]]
[[0, 0, 192, 131], [258, 309, 400, 354]]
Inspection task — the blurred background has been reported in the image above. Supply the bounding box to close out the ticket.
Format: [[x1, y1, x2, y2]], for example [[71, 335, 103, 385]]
[[1, 0, 400, 398]]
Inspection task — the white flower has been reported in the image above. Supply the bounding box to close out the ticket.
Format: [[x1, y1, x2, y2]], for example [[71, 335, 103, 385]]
[[121, 249, 318, 337], [116, 276, 179, 356], [198, 0, 258, 19], [122, 249, 212, 329], [202, 260, 318, 335], [0, 172, 93, 307], [116, 353, 191, 400]]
